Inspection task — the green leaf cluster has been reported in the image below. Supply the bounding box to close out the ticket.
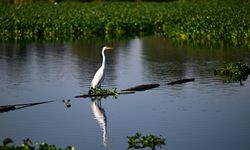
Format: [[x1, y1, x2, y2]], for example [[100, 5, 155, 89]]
[[214, 61, 250, 83], [127, 133, 166, 150], [0, 138, 74, 150]]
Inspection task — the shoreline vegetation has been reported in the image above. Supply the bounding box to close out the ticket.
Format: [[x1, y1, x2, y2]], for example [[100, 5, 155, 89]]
[[0, 0, 250, 48]]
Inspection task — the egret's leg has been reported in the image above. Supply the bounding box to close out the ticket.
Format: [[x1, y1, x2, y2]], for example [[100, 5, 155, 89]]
[[97, 100, 101, 106], [98, 83, 102, 89]]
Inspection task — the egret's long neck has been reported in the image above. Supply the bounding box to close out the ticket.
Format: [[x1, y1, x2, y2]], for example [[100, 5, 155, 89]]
[[101, 49, 106, 68]]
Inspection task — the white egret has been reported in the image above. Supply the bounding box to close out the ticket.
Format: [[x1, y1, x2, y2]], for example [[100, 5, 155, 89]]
[[91, 46, 112, 88]]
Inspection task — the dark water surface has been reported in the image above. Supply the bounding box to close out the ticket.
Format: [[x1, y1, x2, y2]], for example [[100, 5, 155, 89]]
[[1, 37, 250, 150]]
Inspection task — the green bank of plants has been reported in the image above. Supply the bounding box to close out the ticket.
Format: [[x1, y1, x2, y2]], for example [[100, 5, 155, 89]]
[[0, 0, 250, 47]]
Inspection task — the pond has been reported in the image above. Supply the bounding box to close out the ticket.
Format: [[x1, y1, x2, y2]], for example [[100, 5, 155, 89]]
[[0, 36, 250, 150]]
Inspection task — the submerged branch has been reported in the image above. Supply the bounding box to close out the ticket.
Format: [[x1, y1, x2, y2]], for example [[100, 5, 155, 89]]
[[75, 83, 161, 98], [0, 100, 54, 113], [167, 78, 195, 85], [76, 80, 196, 99], [75, 91, 135, 98], [122, 84, 160, 92], [1, 80, 196, 113]]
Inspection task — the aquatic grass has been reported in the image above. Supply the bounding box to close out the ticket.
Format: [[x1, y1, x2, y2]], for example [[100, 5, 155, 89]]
[[0, 1, 250, 47]]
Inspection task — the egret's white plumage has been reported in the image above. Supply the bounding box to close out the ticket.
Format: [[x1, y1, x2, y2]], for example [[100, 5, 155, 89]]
[[91, 46, 112, 88]]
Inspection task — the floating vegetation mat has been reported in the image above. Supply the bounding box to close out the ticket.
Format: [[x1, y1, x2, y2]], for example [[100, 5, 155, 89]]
[[214, 61, 250, 83], [0, 137, 74, 150], [88, 88, 119, 100], [127, 132, 166, 150]]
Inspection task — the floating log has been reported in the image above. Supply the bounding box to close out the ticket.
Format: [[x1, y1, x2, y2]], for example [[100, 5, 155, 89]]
[[0, 100, 54, 113], [1, 79, 196, 113], [75, 91, 135, 98], [121, 83, 160, 92], [75, 83, 161, 98], [0, 105, 16, 113], [167, 78, 195, 85]]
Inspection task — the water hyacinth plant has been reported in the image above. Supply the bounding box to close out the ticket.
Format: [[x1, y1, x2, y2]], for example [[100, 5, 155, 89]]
[[0, 137, 74, 150], [0, 0, 249, 47], [127, 133, 166, 150], [88, 88, 119, 100], [214, 61, 250, 83]]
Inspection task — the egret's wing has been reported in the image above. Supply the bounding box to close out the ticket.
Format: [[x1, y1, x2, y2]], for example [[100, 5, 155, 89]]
[[91, 67, 104, 88]]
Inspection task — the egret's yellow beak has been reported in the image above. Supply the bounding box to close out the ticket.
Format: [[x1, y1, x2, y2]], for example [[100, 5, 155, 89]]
[[106, 46, 113, 50]]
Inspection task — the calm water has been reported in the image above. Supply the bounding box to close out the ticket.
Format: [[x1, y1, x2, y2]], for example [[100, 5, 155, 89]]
[[0, 37, 250, 150]]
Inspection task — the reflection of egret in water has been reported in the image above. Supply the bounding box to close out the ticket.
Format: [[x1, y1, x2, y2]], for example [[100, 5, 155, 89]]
[[91, 100, 108, 146]]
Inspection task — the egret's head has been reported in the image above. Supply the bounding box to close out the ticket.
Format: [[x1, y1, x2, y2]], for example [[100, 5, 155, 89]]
[[103, 46, 113, 51]]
